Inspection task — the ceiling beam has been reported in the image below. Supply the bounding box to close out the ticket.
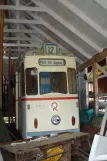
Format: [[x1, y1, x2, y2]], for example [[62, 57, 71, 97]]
[[8, 23, 83, 63], [95, 0, 107, 10], [4, 24, 43, 50], [21, 24, 65, 49], [16, 0, 19, 6], [3, 36, 42, 41], [21, 24, 83, 64], [76, 57, 94, 72], [28, 12, 91, 59], [95, 49, 107, 62], [4, 18, 40, 24], [58, 0, 107, 39], [3, 56, 18, 59], [4, 49, 25, 52], [3, 43, 41, 47], [20, 0, 33, 6], [0, 5, 43, 12], [18, 2, 83, 64], [4, 29, 38, 33], [31, 0, 102, 52], [5, 1, 83, 64], [15, 29, 43, 45]]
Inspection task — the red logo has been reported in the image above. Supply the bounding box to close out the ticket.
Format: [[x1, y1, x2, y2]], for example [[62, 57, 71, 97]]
[[51, 102, 58, 111]]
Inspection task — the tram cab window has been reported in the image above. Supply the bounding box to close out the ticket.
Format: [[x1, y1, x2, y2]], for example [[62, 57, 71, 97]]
[[39, 72, 67, 94], [26, 68, 38, 95], [68, 68, 77, 94]]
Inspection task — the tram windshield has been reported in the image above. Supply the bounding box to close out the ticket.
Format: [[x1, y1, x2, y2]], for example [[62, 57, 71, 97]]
[[39, 72, 67, 94], [25, 68, 76, 95]]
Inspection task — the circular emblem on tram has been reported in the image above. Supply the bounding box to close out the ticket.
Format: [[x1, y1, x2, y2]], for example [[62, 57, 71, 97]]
[[49, 102, 59, 112], [51, 115, 61, 125]]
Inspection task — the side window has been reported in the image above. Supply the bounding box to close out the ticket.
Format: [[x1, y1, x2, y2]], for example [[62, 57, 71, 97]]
[[21, 63, 25, 96], [26, 68, 38, 95], [68, 68, 77, 94]]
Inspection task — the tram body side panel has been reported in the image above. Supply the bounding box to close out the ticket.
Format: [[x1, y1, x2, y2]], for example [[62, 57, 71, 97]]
[[20, 97, 79, 139]]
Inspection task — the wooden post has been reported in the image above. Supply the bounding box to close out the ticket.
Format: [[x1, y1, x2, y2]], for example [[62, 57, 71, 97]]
[[93, 61, 99, 116], [60, 143, 71, 161], [0, 0, 4, 109]]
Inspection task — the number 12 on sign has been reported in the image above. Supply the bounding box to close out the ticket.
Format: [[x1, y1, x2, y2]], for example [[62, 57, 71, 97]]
[[45, 44, 58, 55]]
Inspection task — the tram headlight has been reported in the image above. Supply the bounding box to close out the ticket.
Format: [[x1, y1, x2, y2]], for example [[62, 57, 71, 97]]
[[51, 115, 61, 125]]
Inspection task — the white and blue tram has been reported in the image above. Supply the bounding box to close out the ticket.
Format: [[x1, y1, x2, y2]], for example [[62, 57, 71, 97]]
[[15, 44, 79, 139]]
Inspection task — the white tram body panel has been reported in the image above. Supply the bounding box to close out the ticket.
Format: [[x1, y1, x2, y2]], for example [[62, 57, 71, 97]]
[[15, 51, 79, 139]]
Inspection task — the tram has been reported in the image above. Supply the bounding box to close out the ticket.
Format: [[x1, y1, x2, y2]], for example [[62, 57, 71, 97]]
[[15, 44, 79, 139]]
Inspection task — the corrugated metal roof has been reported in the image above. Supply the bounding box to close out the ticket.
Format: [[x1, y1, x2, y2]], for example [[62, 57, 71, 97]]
[[1, 0, 107, 75]]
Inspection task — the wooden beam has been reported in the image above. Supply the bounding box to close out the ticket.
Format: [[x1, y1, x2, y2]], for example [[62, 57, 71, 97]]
[[95, 48, 107, 62], [76, 57, 94, 72], [76, 49, 107, 72], [93, 62, 99, 116], [0, 0, 5, 109]]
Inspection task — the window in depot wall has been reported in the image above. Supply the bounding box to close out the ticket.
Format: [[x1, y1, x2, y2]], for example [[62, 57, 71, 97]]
[[26, 68, 38, 95], [39, 72, 67, 94], [21, 63, 25, 96], [68, 68, 77, 94]]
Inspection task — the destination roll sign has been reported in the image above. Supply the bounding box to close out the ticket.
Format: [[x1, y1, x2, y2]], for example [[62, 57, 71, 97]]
[[39, 59, 65, 66]]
